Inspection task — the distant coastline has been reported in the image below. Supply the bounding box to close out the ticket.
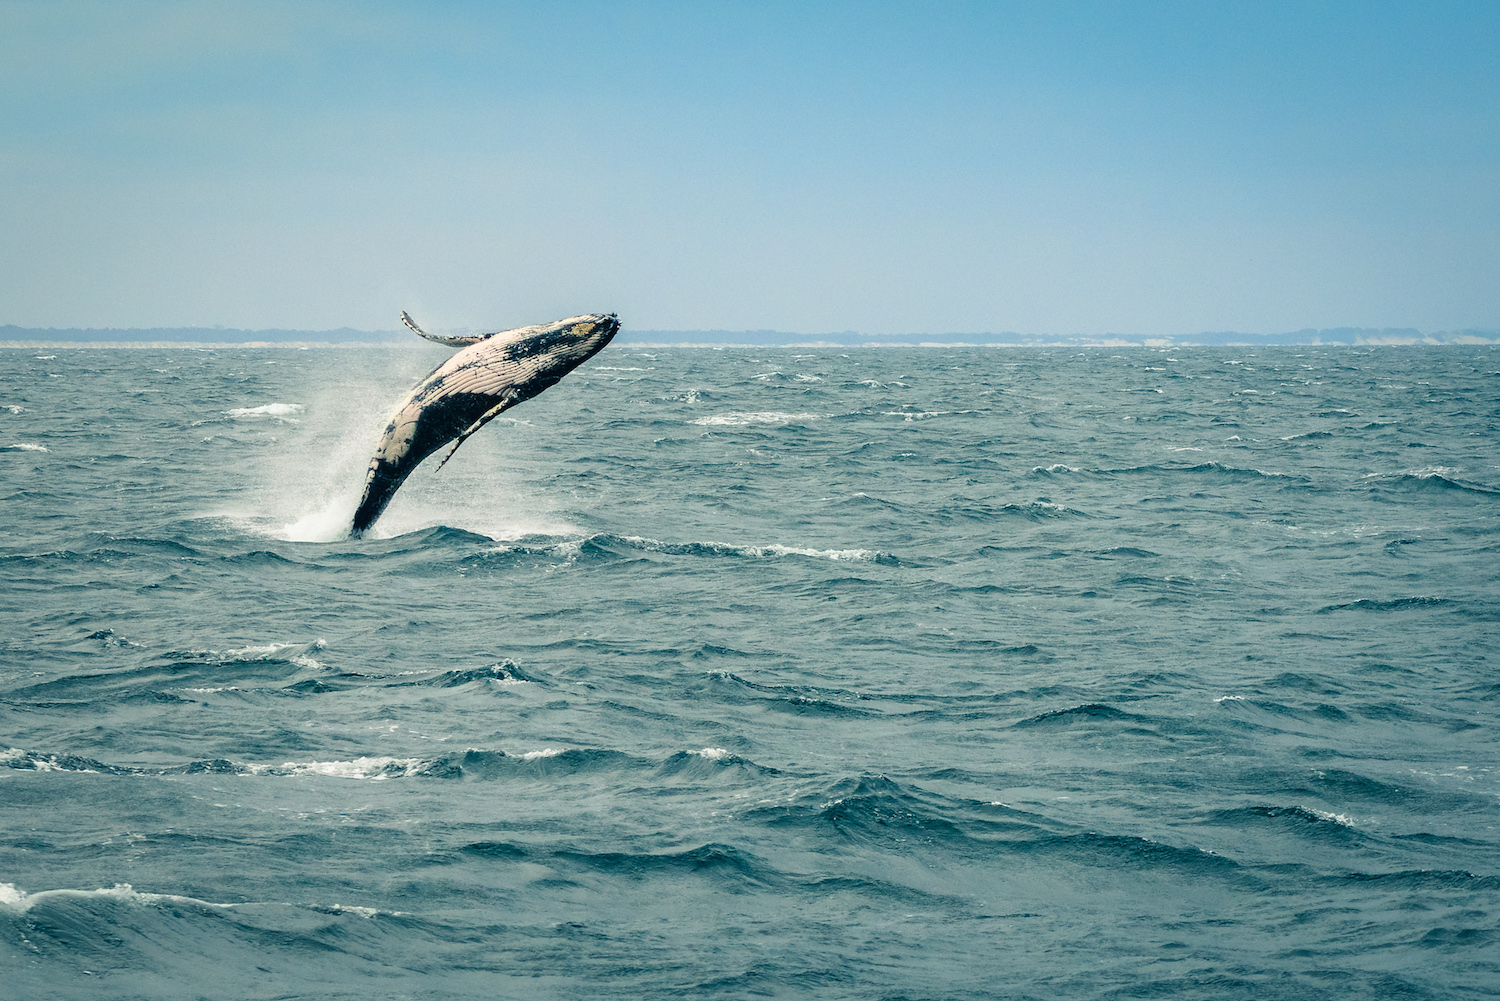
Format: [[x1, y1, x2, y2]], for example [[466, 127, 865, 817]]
[[1, 323, 1496, 348]]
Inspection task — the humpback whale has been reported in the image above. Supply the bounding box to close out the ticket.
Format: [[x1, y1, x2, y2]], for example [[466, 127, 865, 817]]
[[349, 311, 619, 537]]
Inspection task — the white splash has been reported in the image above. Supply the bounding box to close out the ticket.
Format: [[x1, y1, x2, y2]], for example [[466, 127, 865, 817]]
[[694, 747, 731, 761], [5, 443, 48, 452], [281, 499, 360, 543]]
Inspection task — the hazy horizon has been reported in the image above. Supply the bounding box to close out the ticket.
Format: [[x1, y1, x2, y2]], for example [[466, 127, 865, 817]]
[[3, 320, 1496, 348]]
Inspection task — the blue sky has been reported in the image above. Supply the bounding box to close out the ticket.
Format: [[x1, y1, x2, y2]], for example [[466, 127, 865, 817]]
[[2, 1, 1496, 334]]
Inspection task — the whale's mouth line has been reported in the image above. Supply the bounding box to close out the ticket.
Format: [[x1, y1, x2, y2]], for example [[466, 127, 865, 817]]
[[347, 311, 619, 538]]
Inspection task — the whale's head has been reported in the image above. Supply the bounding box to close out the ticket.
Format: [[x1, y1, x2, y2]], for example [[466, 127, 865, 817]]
[[501, 312, 619, 371], [549, 312, 620, 364]]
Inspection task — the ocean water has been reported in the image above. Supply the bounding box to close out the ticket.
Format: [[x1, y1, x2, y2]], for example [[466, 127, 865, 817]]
[[1, 343, 1497, 1000]]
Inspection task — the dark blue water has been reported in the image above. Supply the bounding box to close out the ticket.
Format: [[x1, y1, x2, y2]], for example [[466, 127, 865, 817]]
[[2, 344, 1498, 999]]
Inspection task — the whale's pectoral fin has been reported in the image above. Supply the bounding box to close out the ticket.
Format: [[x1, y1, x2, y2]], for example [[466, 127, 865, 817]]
[[434, 393, 520, 471], [401, 310, 490, 348]]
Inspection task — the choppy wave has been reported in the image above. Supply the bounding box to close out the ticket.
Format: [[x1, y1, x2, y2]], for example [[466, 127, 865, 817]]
[[1013, 703, 1137, 728], [1363, 469, 1500, 496], [0, 881, 241, 914], [2, 344, 1497, 1000], [1107, 460, 1304, 481], [1, 743, 784, 782], [1317, 596, 1453, 613]]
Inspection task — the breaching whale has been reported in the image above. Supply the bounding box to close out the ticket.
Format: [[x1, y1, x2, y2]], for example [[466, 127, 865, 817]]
[[348, 310, 619, 537]]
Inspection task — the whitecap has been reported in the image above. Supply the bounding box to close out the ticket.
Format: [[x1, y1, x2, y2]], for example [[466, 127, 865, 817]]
[[257, 756, 422, 780], [0, 748, 93, 773], [4, 405, 22, 414], [172, 639, 326, 668], [1402, 465, 1462, 479], [224, 403, 305, 418], [4, 443, 48, 452], [615, 535, 876, 561], [227, 640, 325, 667], [694, 747, 731, 761], [691, 412, 823, 426], [0, 883, 176, 913], [522, 747, 564, 761], [755, 544, 876, 561], [0, 882, 401, 919], [884, 410, 951, 421], [1311, 808, 1356, 827]]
